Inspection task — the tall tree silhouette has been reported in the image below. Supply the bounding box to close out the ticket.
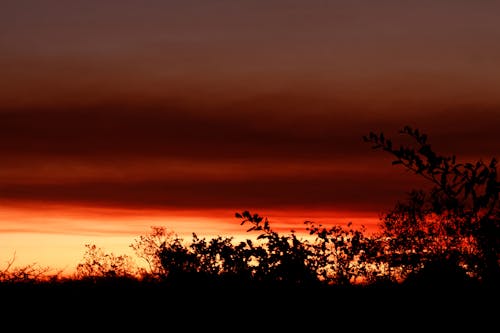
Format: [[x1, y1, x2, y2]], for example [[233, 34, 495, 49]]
[[364, 126, 499, 286]]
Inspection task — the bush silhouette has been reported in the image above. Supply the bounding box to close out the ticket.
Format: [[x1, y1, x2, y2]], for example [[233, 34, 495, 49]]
[[402, 256, 474, 288]]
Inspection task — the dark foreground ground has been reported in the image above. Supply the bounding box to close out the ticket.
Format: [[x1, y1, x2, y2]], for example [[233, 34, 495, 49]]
[[0, 280, 497, 330]]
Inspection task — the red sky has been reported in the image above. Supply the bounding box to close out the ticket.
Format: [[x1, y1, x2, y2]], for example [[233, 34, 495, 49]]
[[1, 0, 499, 272]]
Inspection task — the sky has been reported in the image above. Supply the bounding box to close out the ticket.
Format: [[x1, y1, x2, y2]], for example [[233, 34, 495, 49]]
[[1, 0, 499, 273]]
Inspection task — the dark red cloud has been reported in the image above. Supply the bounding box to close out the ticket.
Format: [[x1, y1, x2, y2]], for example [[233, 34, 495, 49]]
[[1, 98, 498, 215], [0, 168, 417, 211], [1, 101, 498, 159]]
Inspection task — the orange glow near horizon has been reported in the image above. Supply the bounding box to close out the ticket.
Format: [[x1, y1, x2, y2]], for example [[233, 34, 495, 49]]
[[0, 202, 381, 275]]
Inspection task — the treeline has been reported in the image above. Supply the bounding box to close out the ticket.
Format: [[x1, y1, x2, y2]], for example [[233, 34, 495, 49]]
[[1, 126, 499, 289]]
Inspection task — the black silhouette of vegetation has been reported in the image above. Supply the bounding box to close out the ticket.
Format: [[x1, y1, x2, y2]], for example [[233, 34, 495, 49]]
[[364, 126, 500, 287], [1, 126, 498, 296]]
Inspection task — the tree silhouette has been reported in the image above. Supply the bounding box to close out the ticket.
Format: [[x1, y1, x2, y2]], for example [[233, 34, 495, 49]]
[[364, 125, 499, 286], [305, 221, 374, 285], [76, 244, 136, 280], [130, 226, 175, 279], [188, 234, 255, 284], [236, 210, 318, 285]]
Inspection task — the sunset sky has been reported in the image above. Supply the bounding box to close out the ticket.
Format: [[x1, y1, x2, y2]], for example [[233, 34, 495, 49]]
[[1, 0, 499, 273]]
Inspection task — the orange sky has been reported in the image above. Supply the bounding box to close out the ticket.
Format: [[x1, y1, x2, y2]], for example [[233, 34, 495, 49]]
[[1, 0, 499, 273]]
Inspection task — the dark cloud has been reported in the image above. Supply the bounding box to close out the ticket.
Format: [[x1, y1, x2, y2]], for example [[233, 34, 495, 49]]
[[0, 102, 368, 159], [1, 101, 498, 159], [0, 169, 423, 212], [0, 96, 498, 216]]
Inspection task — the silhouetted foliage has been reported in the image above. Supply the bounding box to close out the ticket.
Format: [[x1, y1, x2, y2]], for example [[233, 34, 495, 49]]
[[0, 252, 61, 284], [236, 210, 319, 285], [129, 226, 174, 278], [364, 125, 500, 286], [305, 221, 374, 285], [76, 244, 136, 281]]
